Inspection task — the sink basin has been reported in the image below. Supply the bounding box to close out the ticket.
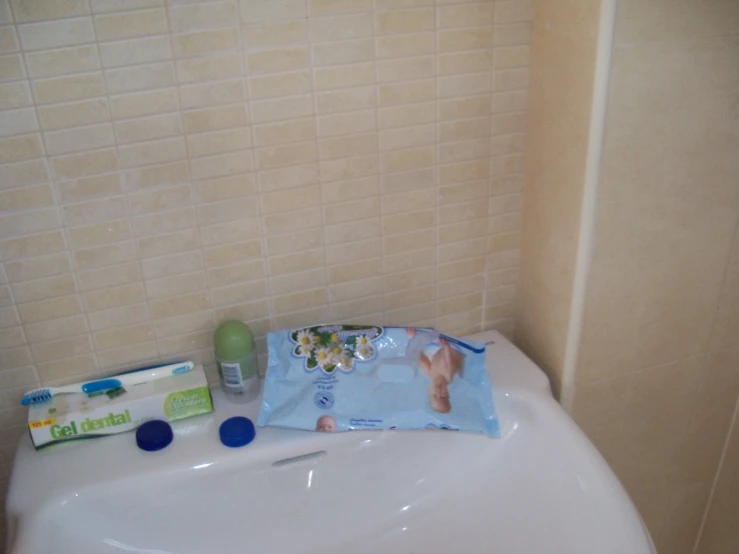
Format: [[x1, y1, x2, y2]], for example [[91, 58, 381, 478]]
[[5, 330, 656, 554]]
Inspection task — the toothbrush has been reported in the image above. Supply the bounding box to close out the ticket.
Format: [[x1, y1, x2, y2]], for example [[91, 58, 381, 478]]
[[438, 333, 485, 354], [20, 361, 195, 406], [386, 326, 486, 354]]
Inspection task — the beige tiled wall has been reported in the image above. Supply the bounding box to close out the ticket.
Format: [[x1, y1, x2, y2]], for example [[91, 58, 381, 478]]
[[0, 0, 530, 487], [515, 0, 600, 397], [573, 2, 739, 552], [518, 0, 739, 553]]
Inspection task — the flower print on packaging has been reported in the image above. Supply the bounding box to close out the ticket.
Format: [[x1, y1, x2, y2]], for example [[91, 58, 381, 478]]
[[289, 325, 379, 373], [257, 324, 499, 437]]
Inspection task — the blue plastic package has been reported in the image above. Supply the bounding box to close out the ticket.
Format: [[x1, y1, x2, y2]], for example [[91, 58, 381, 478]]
[[257, 324, 499, 437]]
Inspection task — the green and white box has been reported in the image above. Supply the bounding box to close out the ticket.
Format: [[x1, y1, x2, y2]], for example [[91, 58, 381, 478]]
[[27, 365, 213, 449]]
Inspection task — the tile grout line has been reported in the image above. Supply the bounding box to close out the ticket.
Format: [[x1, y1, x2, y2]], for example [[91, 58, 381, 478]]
[[241, 2, 280, 336], [371, 0, 387, 325], [702, 216, 739, 353], [433, 0, 441, 331], [669, 207, 738, 546], [481, 0, 497, 336], [307, 0, 336, 325], [693, 395, 739, 553]]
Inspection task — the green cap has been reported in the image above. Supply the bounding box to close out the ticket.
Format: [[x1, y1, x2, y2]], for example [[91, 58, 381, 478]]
[[214, 320, 255, 361]]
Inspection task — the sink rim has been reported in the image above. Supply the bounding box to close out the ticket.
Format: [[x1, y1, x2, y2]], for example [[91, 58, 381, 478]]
[[4, 330, 657, 554], [6, 330, 548, 509]]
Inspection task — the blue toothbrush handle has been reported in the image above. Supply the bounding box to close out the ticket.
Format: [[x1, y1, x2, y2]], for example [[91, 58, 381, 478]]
[[386, 326, 486, 354], [81, 378, 123, 394], [438, 333, 485, 354]]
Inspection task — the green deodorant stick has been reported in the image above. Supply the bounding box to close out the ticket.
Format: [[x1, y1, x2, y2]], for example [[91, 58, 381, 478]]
[[214, 320, 260, 403]]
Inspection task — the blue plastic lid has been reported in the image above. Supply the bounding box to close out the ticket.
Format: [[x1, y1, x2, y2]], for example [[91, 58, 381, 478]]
[[219, 416, 255, 448], [136, 420, 173, 452]]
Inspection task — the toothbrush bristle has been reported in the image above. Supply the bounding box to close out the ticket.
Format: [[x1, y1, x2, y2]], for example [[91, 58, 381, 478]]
[[22, 388, 52, 406]]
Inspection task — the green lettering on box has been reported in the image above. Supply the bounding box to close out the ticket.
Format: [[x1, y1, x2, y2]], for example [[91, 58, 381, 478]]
[[60, 425, 75, 437], [163, 387, 213, 420]]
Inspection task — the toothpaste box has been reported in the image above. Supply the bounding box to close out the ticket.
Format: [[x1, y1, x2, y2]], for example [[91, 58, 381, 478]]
[[27, 365, 213, 449]]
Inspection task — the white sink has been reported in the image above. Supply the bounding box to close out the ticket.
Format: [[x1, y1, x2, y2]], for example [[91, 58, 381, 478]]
[[5, 330, 656, 554]]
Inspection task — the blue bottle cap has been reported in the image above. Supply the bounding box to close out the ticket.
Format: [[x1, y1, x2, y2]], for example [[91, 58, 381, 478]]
[[136, 420, 173, 452], [219, 416, 255, 448]]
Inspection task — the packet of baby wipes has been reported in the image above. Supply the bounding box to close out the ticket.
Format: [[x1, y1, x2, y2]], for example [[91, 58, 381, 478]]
[[257, 325, 499, 437]]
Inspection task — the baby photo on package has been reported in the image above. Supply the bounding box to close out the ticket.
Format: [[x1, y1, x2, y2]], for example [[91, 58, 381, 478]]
[[257, 325, 499, 437]]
